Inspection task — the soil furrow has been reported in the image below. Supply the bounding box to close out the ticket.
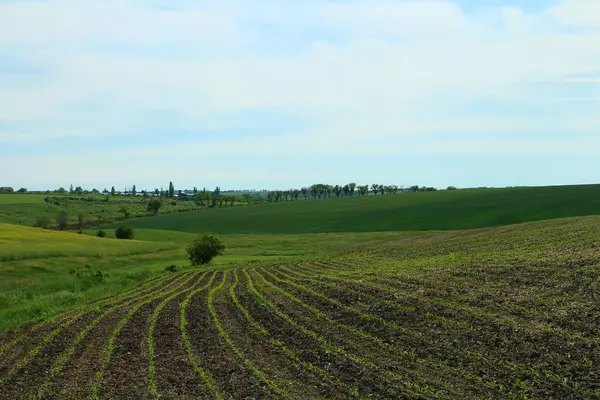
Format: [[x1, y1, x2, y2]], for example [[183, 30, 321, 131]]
[[279, 264, 599, 398], [231, 269, 361, 400], [0, 272, 184, 369], [100, 272, 209, 400], [245, 269, 439, 399], [25, 272, 195, 400], [151, 272, 214, 400], [183, 271, 275, 399]]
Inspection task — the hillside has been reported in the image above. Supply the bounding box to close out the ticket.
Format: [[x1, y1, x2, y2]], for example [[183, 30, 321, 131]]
[[106, 184, 600, 234], [2, 216, 599, 398]]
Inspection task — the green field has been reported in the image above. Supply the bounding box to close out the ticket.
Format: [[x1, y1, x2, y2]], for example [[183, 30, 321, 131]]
[[106, 184, 600, 233], [0, 194, 49, 204], [0, 194, 199, 227], [1, 184, 599, 398]]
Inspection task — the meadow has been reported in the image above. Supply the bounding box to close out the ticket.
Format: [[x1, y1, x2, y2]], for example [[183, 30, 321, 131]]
[[105, 184, 600, 234], [0, 216, 599, 398]]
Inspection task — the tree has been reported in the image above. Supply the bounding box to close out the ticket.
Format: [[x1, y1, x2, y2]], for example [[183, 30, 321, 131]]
[[169, 181, 175, 198], [111, 186, 116, 196], [358, 185, 369, 196], [147, 199, 162, 215], [120, 206, 131, 219], [57, 211, 69, 231], [74, 186, 83, 195], [115, 226, 135, 239], [333, 185, 343, 197], [132, 185, 137, 197], [186, 234, 225, 266], [212, 186, 220, 207], [69, 184, 74, 194], [342, 184, 350, 197], [57, 187, 66, 194], [0, 187, 14, 193], [300, 187, 309, 200], [310, 185, 319, 199], [17, 188, 27, 193], [371, 184, 379, 194], [77, 212, 86, 230], [348, 182, 357, 196], [193, 187, 198, 194], [447, 186, 458, 190]]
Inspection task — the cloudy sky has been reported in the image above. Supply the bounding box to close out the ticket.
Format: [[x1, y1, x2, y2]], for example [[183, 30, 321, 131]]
[[1, 0, 599, 191]]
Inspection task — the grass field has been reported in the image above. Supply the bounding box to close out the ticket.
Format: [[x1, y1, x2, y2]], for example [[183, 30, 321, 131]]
[[0, 194, 49, 204], [1, 216, 599, 398], [105, 184, 600, 234]]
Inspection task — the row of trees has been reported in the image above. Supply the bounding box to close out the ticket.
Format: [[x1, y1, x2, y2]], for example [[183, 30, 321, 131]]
[[263, 183, 403, 203], [0, 187, 28, 193]]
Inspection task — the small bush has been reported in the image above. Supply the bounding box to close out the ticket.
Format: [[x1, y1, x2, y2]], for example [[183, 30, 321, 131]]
[[97, 230, 106, 238], [186, 234, 225, 266], [165, 264, 178, 273], [115, 226, 135, 240]]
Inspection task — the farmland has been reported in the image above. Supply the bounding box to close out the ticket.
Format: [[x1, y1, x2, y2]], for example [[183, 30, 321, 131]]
[[1, 216, 599, 398], [106, 184, 600, 234], [0, 222, 403, 331]]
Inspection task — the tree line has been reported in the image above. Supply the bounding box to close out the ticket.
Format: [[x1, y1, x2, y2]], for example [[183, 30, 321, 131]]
[[260, 183, 442, 203]]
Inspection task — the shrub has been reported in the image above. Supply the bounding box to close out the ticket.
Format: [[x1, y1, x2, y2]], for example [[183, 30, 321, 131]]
[[165, 264, 178, 272], [97, 230, 107, 238], [115, 226, 135, 240], [147, 199, 162, 215], [186, 234, 225, 266], [56, 211, 69, 231], [35, 216, 51, 228]]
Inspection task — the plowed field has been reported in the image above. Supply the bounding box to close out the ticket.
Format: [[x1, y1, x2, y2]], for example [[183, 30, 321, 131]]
[[2, 250, 599, 399]]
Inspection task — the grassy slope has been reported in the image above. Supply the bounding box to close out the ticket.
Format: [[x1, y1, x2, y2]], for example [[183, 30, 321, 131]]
[[0, 224, 182, 330], [0, 223, 178, 261], [106, 184, 600, 234]]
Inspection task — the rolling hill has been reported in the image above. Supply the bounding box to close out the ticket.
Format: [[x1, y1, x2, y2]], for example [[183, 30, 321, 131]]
[[106, 184, 600, 234]]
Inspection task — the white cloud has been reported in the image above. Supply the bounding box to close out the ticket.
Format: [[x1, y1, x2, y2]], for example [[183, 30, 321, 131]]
[[550, 0, 600, 29], [0, 0, 599, 187]]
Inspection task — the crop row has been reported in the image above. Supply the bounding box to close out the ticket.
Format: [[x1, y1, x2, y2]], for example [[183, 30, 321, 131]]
[[0, 258, 598, 399]]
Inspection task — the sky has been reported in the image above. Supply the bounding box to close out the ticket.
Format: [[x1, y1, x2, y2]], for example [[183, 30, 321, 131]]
[[0, 0, 599, 191]]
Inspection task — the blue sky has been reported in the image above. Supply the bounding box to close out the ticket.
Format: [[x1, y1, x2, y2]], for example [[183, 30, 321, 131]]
[[0, 0, 599, 191]]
